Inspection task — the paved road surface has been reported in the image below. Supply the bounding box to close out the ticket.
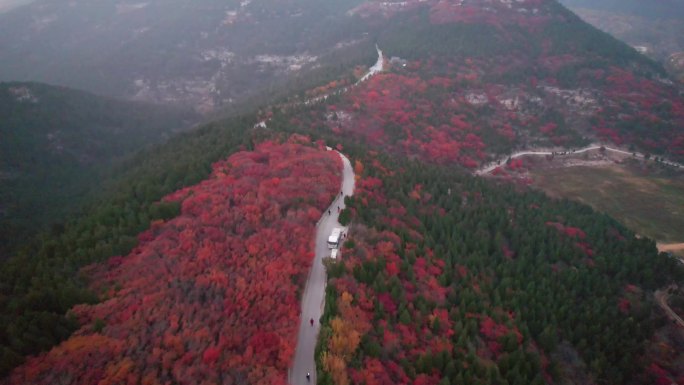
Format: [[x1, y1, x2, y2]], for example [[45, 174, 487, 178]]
[[289, 150, 355, 385], [304, 45, 384, 106], [358, 45, 384, 83], [476, 144, 683, 175], [655, 287, 684, 328]]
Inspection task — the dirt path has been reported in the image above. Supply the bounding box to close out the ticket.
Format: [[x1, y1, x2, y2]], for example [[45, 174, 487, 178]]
[[655, 287, 684, 328], [657, 243, 684, 253]]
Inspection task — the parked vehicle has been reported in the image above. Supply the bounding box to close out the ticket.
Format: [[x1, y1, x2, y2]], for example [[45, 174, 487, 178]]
[[327, 227, 342, 249]]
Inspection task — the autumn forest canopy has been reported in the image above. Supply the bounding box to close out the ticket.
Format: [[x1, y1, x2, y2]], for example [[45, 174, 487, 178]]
[[1, 0, 684, 384]]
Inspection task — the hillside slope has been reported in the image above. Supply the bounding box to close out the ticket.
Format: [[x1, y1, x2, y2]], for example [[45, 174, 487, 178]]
[[559, 0, 684, 19], [0, 82, 196, 256], [287, 0, 684, 165], [316, 152, 683, 384], [558, 0, 684, 81], [2, 138, 341, 385], [2, 0, 684, 383], [0, 115, 253, 378]]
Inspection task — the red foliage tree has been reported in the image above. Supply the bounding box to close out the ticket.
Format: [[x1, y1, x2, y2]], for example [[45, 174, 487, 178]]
[[6, 138, 342, 385]]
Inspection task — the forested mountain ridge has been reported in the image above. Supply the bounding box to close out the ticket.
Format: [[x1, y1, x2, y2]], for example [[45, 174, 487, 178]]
[[3, 137, 342, 384], [5, 105, 682, 383], [0, 81, 197, 257], [290, 0, 684, 166], [2, 0, 681, 156], [1, 0, 684, 383], [0, 115, 254, 377], [315, 151, 684, 384]]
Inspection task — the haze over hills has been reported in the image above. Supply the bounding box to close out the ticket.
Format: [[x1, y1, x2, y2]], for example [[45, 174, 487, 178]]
[[0, 0, 377, 114], [558, 0, 684, 81], [559, 0, 684, 19], [0, 81, 197, 257], [0, 0, 33, 14], [1, 0, 684, 384]]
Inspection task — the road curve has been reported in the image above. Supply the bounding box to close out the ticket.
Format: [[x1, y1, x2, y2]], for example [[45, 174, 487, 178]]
[[289, 150, 355, 385], [655, 287, 684, 328], [476, 144, 683, 175], [357, 44, 384, 84], [304, 45, 384, 106]]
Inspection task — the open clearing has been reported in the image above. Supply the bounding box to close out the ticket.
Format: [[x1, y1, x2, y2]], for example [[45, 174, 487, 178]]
[[657, 243, 684, 257], [529, 161, 684, 245]]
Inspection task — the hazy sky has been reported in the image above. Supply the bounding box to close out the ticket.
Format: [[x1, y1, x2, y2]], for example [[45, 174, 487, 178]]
[[0, 0, 34, 13]]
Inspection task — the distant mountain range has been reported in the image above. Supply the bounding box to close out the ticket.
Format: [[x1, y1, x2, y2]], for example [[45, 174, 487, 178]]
[[0, 0, 375, 114], [2, 0, 681, 113], [559, 0, 684, 81]]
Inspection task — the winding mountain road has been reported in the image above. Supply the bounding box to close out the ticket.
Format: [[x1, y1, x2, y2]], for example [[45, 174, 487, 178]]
[[303, 44, 384, 106], [357, 44, 384, 84], [289, 150, 355, 385], [251, 46, 375, 382], [655, 287, 684, 328], [476, 144, 683, 175], [254, 44, 383, 128]]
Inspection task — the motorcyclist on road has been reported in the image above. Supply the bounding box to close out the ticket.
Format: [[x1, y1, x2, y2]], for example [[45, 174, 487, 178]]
[[310, 318, 314, 326], [306, 372, 311, 382]]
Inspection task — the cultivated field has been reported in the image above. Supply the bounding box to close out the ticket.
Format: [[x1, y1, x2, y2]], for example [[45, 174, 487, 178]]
[[530, 161, 684, 246]]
